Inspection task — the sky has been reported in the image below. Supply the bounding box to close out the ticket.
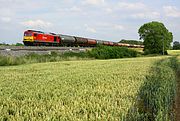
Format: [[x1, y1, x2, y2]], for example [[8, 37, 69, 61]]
[[0, 0, 180, 44]]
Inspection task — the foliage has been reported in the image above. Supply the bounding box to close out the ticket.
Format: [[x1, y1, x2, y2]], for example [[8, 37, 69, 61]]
[[15, 43, 24, 46], [88, 45, 137, 59], [0, 46, 138, 66], [129, 57, 178, 121], [138, 21, 173, 54], [119, 39, 143, 45], [0, 42, 24, 46], [173, 41, 180, 50], [0, 42, 9, 46], [0, 56, 160, 120]]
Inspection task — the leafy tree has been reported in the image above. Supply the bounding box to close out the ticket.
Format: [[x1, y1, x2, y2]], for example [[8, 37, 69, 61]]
[[15, 43, 24, 46], [138, 21, 173, 54], [173, 41, 180, 50], [119, 39, 143, 45], [0, 42, 9, 46]]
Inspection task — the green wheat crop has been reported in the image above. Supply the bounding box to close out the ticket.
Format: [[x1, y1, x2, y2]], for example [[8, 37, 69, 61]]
[[0, 57, 165, 120]]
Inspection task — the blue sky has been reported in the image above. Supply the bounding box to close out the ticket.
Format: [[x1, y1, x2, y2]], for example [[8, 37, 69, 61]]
[[0, 0, 180, 44]]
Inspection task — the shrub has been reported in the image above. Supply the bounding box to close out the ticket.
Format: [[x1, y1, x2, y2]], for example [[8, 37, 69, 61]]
[[0, 46, 138, 66], [88, 45, 137, 59]]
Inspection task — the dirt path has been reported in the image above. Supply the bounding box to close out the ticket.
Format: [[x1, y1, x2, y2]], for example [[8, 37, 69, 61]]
[[175, 70, 180, 121]]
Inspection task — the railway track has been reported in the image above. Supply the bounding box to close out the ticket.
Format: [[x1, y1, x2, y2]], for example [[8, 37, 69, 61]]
[[0, 46, 91, 57], [0, 46, 91, 51]]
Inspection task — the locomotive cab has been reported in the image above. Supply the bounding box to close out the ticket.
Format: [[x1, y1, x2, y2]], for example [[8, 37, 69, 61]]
[[23, 30, 35, 46]]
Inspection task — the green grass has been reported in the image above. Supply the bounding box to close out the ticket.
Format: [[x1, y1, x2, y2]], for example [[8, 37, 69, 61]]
[[167, 50, 180, 55], [0, 57, 164, 120]]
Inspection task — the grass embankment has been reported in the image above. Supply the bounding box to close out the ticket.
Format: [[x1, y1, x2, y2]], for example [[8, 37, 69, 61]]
[[0, 46, 137, 66], [0, 57, 161, 120]]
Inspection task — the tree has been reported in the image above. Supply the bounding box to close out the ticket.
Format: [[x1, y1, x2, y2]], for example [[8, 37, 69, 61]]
[[119, 39, 143, 45], [15, 43, 24, 46], [138, 21, 173, 54], [173, 41, 180, 50]]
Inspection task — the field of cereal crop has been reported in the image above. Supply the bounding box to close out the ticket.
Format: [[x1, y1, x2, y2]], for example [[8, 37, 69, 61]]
[[168, 50, 180, 56], [0, 57, 165, 120]]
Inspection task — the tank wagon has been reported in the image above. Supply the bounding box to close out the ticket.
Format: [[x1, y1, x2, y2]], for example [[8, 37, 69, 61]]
[[23, 30, 144, 48]]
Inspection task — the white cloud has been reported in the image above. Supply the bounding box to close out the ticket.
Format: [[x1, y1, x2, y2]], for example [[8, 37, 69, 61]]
[[58, 6, 82, 13], [83, 0, 105, 6], [132, 11, 160, 19], [0, 17, 11, 23], [69, 6, 82, 12], [113, 25, 124, 30], [105, 8, 113, 13], [97, 23, 125, 31], [21, 20, 53, 28], [163, 6, 180, 18], [85, 24, 97, 33], [118, 2, 147, 11]]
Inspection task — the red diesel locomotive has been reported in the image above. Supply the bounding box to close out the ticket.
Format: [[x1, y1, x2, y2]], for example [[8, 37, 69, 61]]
[[23, 30, 144, 48]]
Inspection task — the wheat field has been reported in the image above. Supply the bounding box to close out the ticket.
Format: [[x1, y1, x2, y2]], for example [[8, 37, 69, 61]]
[[0, 57, 164, 120]]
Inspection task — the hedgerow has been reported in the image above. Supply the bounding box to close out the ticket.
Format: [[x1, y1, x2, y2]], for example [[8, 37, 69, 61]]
[[88, 45, 137, 59], [0, 46, 138, 66]]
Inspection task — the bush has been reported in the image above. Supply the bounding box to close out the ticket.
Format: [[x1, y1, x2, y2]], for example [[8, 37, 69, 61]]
[[0, 46, 138, 66], [88, 45, 137, 59]]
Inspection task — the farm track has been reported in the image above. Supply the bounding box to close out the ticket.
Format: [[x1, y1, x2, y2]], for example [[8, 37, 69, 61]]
[[175, 70, 180, 121]]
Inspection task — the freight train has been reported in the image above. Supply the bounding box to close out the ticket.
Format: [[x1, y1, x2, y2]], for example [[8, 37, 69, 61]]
[[23, 30, 144, 48]]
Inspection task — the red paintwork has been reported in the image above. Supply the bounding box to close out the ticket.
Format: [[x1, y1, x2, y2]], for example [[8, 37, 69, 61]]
[[87, 39, 97, 45], [24, 30, 61, 43]]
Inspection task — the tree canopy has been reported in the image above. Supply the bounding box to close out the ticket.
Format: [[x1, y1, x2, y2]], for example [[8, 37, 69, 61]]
[[138, 21, 173, 54], [173, 41, 180, 50], [119, 39, 143, 45]]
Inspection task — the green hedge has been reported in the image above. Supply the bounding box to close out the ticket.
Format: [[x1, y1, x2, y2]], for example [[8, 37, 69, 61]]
[[88, 45, 137, 59], [0, 46, 138, 66]]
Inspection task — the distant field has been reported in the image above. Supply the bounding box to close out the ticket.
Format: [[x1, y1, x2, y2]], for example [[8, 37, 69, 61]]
[[168, 50, 180, 55], [129, 47, 143, 53], [0, 57, 164, 120]]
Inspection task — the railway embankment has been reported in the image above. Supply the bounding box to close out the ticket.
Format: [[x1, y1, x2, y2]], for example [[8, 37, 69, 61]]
[[0, 46, 87, 57]]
